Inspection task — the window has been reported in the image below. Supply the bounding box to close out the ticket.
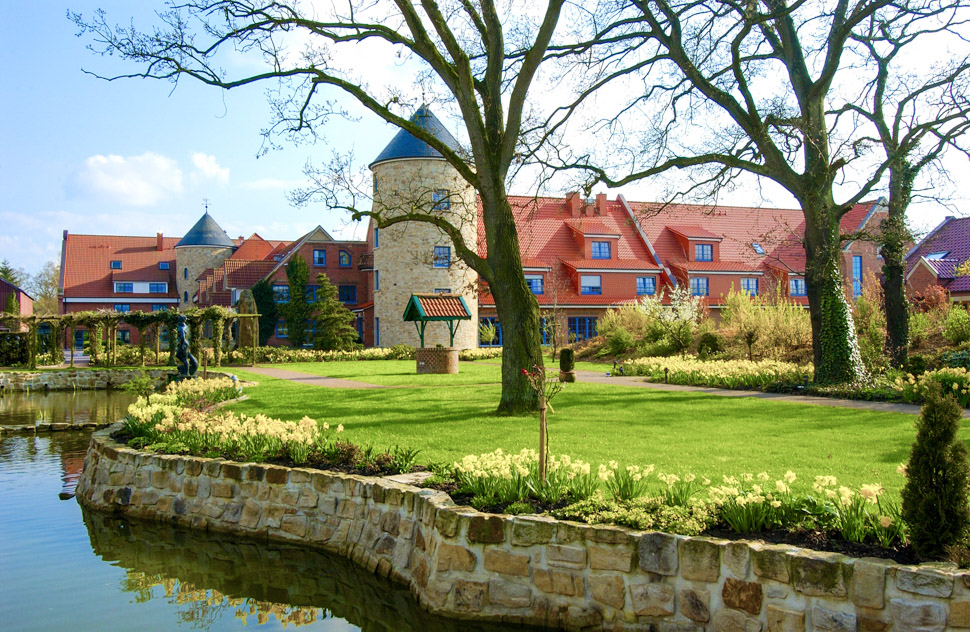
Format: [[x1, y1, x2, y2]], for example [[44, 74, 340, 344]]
[[305, 285, 318, 302], [113, 304, 130, 313], [790, 278, 807, 296], [375, 270, 380, 291], [304, 321, 316, 346], [695, 244, 713, 261], [525, 274, 544, 295], [433, 246, 451, 268], [539, 317, 550, 345], [274, 254, 283, 262], [338, 285, 357, 304], [752, 243, 766, 255], [432, 189, 450, 210], [117, 329, 131, 344], [568, 316, 598, 342], [158, 262, 170, 270], [580, 275, 602, 295], [114, 282, 133, 293], [925, 251, 950, 260], [689, 277, 709, 296], [740, 277, 759, 296], [338, 250, 351, 268], [636, 276, 656, 296], [434, 288, 451, 294], [313, 249, 326, 266], [374, 228, 379, 248], [479, 317, 503, 347], [356, 317, 363, 343], [149, 283, 167, 294], [276, 320, 288, 338], [183, 291, 189, 303], [273, 284, 290, 303], [852, 255, 863, 298], [110, 260, 122, 269], [184, 267, 188, 280], [151, 305, 167, 312], [375, 317, 380, 346], [591, 241, 611, 260]]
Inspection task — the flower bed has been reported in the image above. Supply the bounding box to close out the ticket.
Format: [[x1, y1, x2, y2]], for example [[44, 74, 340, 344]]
[[895, 367, 970, 408], [619, 356, 810, 390]]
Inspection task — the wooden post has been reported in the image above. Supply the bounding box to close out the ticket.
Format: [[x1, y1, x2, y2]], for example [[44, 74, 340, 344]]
[[251, 316, 257, 367], [69, 325, 75, 368], [538, 401, 548, 480]]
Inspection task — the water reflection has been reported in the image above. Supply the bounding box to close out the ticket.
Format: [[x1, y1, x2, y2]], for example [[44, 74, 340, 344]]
[[0, 389, 136, 427]]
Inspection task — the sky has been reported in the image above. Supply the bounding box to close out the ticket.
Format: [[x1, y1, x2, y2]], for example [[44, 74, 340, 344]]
[[2, 2, 968, 277]]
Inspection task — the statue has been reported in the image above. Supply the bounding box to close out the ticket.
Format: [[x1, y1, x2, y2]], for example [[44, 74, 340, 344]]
[[175, 315, 199, 378]]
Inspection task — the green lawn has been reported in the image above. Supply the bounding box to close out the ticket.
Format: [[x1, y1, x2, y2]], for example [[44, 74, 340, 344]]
[[226, 362, 933, 496]]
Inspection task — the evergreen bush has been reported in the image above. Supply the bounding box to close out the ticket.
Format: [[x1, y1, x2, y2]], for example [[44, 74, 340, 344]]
[[901, 381, 970, 558], [559, 348, 574, 372], [697, 332, 725, 359]]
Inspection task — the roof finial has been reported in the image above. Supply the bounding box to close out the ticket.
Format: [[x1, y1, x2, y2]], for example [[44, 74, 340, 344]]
[[203, 198, 210, 215]]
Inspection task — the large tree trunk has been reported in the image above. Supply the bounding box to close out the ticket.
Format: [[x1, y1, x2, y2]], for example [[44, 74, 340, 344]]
[[804, 204, 868, 384], [881, 166, 915, 369], [481, 193, 543, 414]]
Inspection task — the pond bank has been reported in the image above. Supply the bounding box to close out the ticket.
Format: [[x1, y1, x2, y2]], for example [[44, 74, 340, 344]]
[[0, 368, 172, 392], [78, 425, 970, 632]]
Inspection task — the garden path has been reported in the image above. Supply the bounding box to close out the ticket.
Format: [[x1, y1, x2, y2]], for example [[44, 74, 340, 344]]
[[573, 369, 970, 418], [244, 367, 385, 389]]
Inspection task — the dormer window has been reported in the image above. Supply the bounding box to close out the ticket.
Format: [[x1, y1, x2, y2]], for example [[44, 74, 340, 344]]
[[752, 243, 765, 255], [110, 260, 122, 270], [158, 261, 170, 270], [695, 244, 713, 261], [925, 251, 950, 260], [591, 241, 611, 259]]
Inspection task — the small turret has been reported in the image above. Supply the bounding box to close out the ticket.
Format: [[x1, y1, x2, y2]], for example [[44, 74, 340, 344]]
[[175, 212, 236, 310]]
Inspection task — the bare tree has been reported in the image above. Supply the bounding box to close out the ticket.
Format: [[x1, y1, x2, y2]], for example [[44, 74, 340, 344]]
[[551, 0, 968, 384], [73, 1, 574, 412], [838, 6, 970, 368]]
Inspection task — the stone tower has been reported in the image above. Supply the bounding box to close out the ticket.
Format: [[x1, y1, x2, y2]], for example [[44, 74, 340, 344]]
[[175, 212, 236, 310], [369, 107, 479, 349]]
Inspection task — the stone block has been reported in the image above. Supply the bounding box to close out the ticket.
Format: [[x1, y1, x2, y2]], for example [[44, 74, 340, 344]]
[[297, 489, 318, 509], [851, 559, 887, 609], [722, 578, 763, 615], [436, 543, 477, 573], [239, 499, 262, 529], [629, 582, 675, 617], [264, 466, 288, 485], [752, 545, 791, 583], [812, 606, 856, 632], [288, 469, 311, 485], [487, 578, 532, 608], [710, 608, 762, 632], [766, 604, 804, 632], [221, 463, 242, 480], [895, 567, 953, 598], [547, 544, 586, 568], [680, 538, 721, 582], [467, 515, 505, 544], [680, 588, 710, 623], [434, 508, 460, 537], [590, 574, 625, 609], [454, 580, 487, 612], [950, 600, 970, 628], [790, 553, 846, 597], [589, 524, 634, 544], [589, 545, 635, 572], [888, 598, 946, 631], [211, 481, 234, 499], [533, 568, 584, 597], [280, 515, 307, 538], [484, 548, 530, 576], [509, 515, 553, 547], [640, 532, 679, 576], [857, 609, 891, 632]]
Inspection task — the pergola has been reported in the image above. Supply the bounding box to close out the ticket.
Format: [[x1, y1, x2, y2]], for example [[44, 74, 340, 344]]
[[402, 294, 471, 347]]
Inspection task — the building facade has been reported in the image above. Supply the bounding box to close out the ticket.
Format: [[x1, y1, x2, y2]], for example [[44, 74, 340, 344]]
[[905, 216, 970, 302]]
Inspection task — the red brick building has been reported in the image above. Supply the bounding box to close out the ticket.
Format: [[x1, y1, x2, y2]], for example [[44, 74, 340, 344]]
[[0, 277, 33, 330], [905, 216, 970, 302]]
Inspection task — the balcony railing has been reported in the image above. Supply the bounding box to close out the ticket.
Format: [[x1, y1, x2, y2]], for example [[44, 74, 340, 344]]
[[358, 253, 374, 270]]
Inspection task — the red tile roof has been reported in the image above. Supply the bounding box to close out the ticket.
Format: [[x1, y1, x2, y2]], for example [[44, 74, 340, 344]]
[[225, 260, 276, 287], [564, 218, 620, 236], [906, 216, 970, 294], [669, 261, 763, 273], [406, 294, 471, 319], [666, 225, 722, 240], [563, 259, 662, 271], [231, 233, 291, 261], [61, 234, 179, 298]]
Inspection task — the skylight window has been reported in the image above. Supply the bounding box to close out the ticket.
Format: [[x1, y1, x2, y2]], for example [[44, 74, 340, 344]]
[[925, 251, 950, 260], [752, 243, 766, 255]]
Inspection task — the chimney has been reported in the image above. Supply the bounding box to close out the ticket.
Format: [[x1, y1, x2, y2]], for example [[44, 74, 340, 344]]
[[62, 229, 68, 241], [157, 232, 164, 252], [566, 192, 582, 217], [595, 193, 607, 216]]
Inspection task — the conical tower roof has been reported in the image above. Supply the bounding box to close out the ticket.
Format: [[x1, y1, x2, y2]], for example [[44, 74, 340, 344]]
[[175, 212, 235, 248], [369, 106, 463, 169]]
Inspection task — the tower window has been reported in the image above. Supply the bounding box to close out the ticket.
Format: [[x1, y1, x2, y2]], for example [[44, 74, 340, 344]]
[[183, 291, 189, 302], [184, 267, 188, 280], [433, 246, 451, 268], [432, 189, 450, 210], [374, 228, 379, 248], [375, 270, 380, 291]]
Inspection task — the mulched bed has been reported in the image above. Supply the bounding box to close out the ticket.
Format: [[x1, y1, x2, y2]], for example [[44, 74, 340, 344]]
[[704, 526, 920, 565]]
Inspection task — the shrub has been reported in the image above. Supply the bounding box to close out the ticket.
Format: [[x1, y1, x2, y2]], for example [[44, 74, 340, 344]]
[[944, 349, 970, 370], [559, 348, 574, 372], [895, 367, 970, 408], [599, 303, 652, 340], [854, 279, 888, 374], [909, 311, 932, 348], [621, 356, 809, 390], [901, 381, 970, 558], [722, 288, 763, 360], [944, 308, 970, 346], [607, 326, 635, 356], [387, 343, 416, 360], [912, 285, 950, 313], [120, 371, 158, 398], [907, 354, 928, 376], [636, 285, 703, 353], [460, 347, 502, 361], [552, 494, 718, 536], [697, 332, 725, 359]]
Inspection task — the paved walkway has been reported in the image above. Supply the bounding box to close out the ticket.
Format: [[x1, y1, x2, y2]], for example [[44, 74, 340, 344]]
[[574, 369, 970, 418], [245, 366, 385, 389]]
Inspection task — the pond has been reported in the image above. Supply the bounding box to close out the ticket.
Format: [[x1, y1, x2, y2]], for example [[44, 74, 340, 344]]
[[0, 389, 137, 428], [0, 433, 536, 632]]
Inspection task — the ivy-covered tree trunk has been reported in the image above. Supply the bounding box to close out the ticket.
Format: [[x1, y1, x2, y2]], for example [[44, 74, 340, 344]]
[[803, 202, 867, 384], [213, 317, 225, 367], [881, 164, 916, 369]]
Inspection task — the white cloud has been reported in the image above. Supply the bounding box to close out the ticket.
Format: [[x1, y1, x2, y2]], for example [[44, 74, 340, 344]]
[[191, 152, 230, 184], [72, 152, 184, 206], [240, 177, 305, 191]]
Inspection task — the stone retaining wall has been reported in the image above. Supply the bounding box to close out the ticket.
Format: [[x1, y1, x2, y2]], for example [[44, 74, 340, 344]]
[[0, 369, 174, 391], [77, 426, 970, 632]]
